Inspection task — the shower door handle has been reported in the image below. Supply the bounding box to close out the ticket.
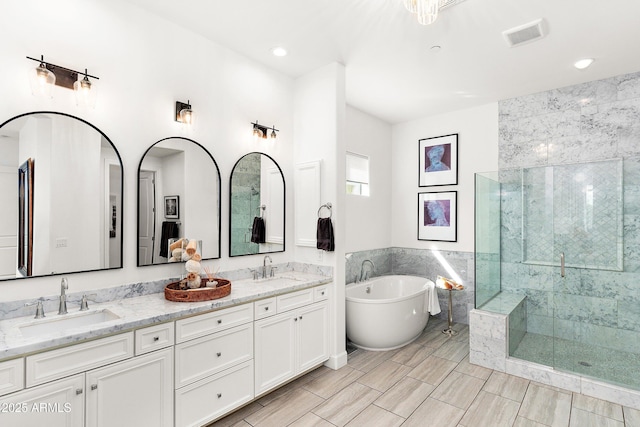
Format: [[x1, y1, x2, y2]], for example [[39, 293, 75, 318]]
[[560, 252, 565, 278]]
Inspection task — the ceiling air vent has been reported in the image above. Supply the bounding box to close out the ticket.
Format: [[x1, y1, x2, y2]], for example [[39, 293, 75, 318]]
[[439, 0, 468, 10], [502, 18, 546, 47]]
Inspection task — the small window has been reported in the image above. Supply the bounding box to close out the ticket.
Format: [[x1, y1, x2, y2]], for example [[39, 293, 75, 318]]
[[346, 152, 370, 196]]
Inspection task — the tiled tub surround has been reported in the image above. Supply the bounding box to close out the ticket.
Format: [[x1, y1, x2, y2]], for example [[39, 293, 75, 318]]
[[345, 247, 474, 325], [0, 262, 332, 359]]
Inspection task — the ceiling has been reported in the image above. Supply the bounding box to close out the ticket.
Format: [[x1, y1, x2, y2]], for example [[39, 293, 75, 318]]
[[124, 0, 640, 124]]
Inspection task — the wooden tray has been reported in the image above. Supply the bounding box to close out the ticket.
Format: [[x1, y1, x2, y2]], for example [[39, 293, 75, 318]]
[[164, 278, 231, 302]]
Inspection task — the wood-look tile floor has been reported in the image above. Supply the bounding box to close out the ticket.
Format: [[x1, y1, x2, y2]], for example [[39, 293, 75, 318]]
[[210, 318, 640, 427]]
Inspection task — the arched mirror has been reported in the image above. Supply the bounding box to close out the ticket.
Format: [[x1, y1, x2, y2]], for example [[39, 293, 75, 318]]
[[230, 152, 285, 256], [137, 137, 221, 266], [0, 112, 123, 280]]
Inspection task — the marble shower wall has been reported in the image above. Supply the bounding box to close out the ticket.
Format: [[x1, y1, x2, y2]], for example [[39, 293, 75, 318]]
[[345, 247, 474, 324], [498, 71, 640, 348]]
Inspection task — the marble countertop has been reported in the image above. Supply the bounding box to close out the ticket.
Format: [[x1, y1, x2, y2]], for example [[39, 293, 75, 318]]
[[0, 272, 332, 361]]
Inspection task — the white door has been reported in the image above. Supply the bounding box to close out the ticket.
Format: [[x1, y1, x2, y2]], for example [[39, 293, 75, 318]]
[[86, 348, 173, 427], [254, 312, 296, 395], [138, 170, 156, 265], [0, 374, 85, 427], [0, 165, 17, 279], [297, 302, 329, 372]]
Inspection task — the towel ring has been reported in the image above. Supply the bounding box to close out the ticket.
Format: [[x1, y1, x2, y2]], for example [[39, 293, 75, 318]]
[[318, 202, 332, 219]]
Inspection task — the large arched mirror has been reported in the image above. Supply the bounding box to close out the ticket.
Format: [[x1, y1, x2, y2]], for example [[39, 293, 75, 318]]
[[230, 152, 285, 256], [0, 112, 123, 280], [137, 137, 221, 266]]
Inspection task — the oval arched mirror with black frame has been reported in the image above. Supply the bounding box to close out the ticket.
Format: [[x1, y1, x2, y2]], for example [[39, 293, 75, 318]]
[[0, 111, 123, 281], [229, 152, 285, 257], [137, 137, 221, 266]]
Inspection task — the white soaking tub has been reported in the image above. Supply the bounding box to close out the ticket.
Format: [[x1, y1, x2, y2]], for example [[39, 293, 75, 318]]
[[346, 275, 440, 351]]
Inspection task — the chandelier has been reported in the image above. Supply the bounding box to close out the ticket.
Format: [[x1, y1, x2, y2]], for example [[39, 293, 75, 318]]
[[403, 0, 467, 25]]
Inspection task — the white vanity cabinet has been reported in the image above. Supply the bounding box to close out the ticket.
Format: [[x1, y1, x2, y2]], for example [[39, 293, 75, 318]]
[[174, 303, 255, 427], [85, 347, 173, 427], [254, 287, 329, 396], [1, 330, 173, 427], [0, 357, 24, 397], [0, 373, 85, 427]]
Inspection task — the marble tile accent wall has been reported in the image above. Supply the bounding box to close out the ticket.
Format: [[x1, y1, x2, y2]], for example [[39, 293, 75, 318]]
[[345, 247, 474, 324], [497, 71, 640, 350]]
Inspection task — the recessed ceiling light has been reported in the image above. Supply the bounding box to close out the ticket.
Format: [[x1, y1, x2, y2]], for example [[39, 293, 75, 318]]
[[271, 47, 288, 57], [574, 58, 594, 70]]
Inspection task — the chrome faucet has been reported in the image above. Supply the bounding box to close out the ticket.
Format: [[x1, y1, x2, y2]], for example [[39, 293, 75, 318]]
[[262, 256, 272, 279], [58, 278, 68, 315], [359, 259, 375, 282]]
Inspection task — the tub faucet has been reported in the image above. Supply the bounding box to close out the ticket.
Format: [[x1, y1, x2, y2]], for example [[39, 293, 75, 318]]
[[359, 259, 375, 282], [262, 255, 272, 279], [58, 278, 68, 315]]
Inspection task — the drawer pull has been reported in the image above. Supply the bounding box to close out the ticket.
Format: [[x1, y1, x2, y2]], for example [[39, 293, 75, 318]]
[[216, 352, 222, 357], [321, 291, 325, 295], [299, 316, 303, 320], [217, 393, 222, 398], [217, 319, 222, 324], [153, 336, 160, 342], [91, 384, 98, 391], [294, 318, 298, 322], [265, 307, 269, 311], [76, 388, 83, 395]]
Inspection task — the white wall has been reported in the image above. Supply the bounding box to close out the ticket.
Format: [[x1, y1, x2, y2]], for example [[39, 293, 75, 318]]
[[345, 106, 392, 253], [294, 63, 347, 369], [391, 103, 499, 252], [0, 0, 295, 300]]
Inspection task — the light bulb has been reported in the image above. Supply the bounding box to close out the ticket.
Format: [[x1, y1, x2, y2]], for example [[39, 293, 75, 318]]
[[29, 61, 55, 98], [74, 72, 97, 108]]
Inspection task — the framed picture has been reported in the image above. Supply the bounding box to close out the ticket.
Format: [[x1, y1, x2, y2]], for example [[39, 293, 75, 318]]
[[418, 191, 457, 242], [418, 133, 458, 187], [164, 195, 180, 219]]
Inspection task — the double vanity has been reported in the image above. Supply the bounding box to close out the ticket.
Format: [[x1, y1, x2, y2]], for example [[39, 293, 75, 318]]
[[0, 270, 332, 426]]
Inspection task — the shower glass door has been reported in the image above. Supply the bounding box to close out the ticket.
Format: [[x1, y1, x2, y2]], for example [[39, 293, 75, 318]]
[[522, 159, 625, 384]]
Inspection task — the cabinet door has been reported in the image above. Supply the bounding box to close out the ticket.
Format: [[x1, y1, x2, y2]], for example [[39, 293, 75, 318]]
[[0, 373, 84, 427], [297, 302, 329, 372], [86, 348, 173, 427], [254, 312, 295, 395]]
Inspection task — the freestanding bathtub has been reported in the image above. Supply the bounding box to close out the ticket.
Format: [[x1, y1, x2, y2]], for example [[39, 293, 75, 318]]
[[346, 275, 439, 351]]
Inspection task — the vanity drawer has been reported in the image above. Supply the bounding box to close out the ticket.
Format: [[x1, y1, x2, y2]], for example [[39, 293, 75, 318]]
[[135, 322, 175, 355], [176, 303, 253, 344], [277, 288, 314, 313], [0, 358, 24, 397], [254, 297, 276, 320], [175, 323, 253, 388], [314, 286, 329, 301], [175, 360, 254, 427], [26, 332, 134, 387]]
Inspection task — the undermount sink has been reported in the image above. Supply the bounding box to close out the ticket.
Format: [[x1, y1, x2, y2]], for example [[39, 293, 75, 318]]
[[19, 309, 120, 338]]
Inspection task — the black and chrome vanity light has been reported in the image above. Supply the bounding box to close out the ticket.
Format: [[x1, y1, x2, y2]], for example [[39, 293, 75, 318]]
[[27, 55, 99, 107], [175, 100, 195, 125], [251, 121, 278, 140]]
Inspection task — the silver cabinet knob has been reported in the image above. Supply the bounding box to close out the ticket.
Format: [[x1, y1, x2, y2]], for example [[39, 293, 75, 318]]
[[91, 384, 98, 391], [217, 393, 222, 398], [216, 352, 221, 357], [217, 319, 222, 324], [153, 336, 160, 342], [265, 306, 269, 311], [76, 388, 83, 395]]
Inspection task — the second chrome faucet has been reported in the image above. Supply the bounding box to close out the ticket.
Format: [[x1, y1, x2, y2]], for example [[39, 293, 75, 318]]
[[58, 277, 68, 315]]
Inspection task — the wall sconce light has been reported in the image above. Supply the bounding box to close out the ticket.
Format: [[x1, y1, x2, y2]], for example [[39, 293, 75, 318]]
[[27, 55, 99, 106], [251, 121, 279, 140], [176, 100, 195, 125]]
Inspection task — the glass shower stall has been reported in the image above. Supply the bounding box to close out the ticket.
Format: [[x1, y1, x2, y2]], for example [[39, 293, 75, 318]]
[[475, 158, 640, 391]]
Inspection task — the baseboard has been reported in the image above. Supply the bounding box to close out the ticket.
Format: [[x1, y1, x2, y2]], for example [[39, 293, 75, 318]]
[[324, 351, 348, 370]]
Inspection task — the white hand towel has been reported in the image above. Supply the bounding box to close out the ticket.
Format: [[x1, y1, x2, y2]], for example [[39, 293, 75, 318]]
[[425, 280, 441, 315]]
